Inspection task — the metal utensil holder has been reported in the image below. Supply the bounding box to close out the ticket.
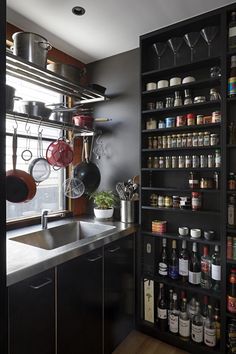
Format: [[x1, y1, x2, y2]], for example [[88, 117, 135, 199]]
[[121, 200, 135, 223]]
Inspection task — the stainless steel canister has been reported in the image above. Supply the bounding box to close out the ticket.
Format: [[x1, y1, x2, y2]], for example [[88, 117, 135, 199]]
[[121, 200, 135, 223]]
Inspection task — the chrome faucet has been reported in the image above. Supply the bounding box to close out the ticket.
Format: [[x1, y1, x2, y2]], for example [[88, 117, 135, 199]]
[[41, 209, 65, 229]]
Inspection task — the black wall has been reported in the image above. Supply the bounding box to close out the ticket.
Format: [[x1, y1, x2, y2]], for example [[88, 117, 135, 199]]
[[87, 48, 140, 191]]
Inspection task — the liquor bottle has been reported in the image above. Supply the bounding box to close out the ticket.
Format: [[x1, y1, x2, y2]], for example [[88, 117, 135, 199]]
[[200, 246, 212, 289], [158, 238, 168, 277], [228, 56, 236, 97], [188, 242, 201, 286], [157, 283, 168, 331], [179, 240, 189, 283], [179, 298, 190, 341], [169, 240, 179, 280], [191, 301, 203, 344], [202, 295, 209, 323], [169, 293, 179, 335], [229, 11, 236, 50], [227, 268, 236, 313], [214, 303, 221, 343], [168, 289, 174, 326], [211, 245, 221, 291], [204, 305, 216, 347], [187, 297, 197, 321]]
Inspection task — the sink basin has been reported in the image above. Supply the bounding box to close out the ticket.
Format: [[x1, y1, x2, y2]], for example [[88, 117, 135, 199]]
[[10, 221, 116, 250]]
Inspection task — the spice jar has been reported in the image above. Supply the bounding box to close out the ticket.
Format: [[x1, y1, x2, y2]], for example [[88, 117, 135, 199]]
[[187, 133, 193, 147], [187, 113, 195, 126], [156, 101, 164, 109], [162, 135, 167, 149], [215, 149, 221, 168], [165, 156, 171, 169], [173, 196, 180, 208], [147, 156, 153, 168], [164, 196, 173, 208], [214, 171, 219, 189], [177, 134, 182, 148], [157, 136, 162, 149], [200, 155, 208, 168], [178, 155, 185, 168], [185, 155, 192, 168], [210, 134, 219, 146], [198, 132, 204, 146], [176, 115, 186, 127], [229, 172, 236, 190], [204, 131, 210, 146], [167, 135, 172, 148], [208, 154, 214, 168], [193, 133, 198, 147], [147, 102, 155, 110], [153, 156, 159, 168], [174, 91, 182, 107], [172, 156, 178, 168], [196, 114, 204, 125], [158, 120, 166, 129], [189, 172, 199, 189], [212, 111, 221, 123], [148, 136, 153, 149], [200, 178, 208, 189], [158, 195, 164, 207], [153, 136, 158, 149], [192, 192, 202, 211], [150, 193, 158, 207], [171, 135, 177, 148], [192, 155, 200, 168], [159, 156, 164, 168], [165, 117, 176, 128], [228, 194, 236, 228], [165, 96, 174, 108]]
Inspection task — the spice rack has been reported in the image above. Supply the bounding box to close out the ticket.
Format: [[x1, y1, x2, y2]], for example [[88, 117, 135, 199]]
[[137, 4, 236, 354]]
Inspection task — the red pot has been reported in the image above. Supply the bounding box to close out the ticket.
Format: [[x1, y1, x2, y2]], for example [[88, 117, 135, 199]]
[[73, 115, 94, 129]]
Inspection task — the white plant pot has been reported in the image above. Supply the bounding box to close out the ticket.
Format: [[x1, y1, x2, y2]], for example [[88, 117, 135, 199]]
[[94, 207, 114, 219]]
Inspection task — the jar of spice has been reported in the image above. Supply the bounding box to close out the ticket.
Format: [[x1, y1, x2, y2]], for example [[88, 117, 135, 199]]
[[171, 135, 177, 148], [187, 133, 193, 147], [165, 156, 171, 169], [167, 135, 172, 149], [210, 134, 219, 146], [150, 193, 158, 207], [228, 194, 236, 228], [159, 156, 164, 168], [153, 156, 159, 168], [173, 196, 180, 208], [200, 178, 208, 189], [192, 155, 200, 168], [200, 155, 208, 168], [192, 192, 202, 211], [176, 115, 186, 127], [204, 131, 210, 146], [153, 136, 158, 149], [158, 120, 166, 129], [229, 172, 236, 190], [189, 172, 199, 189], [185, 155, 192, 168], [208, 154, 214, 168], [172, 156, 178, 168], [157, 136, 162, 149], [196, 114, 204, 125], [147, 156, 153, 168], [193, 133, 198, 147], [182, 134, 187, 147], [158, 195, 164, 207], [215, 149, 221, 168], [162, 135, 167, 149], [165, 117, 176, 128], [187, 113, 195, 126], [178, 155, 185, 168], [177, 134, 182, 147], [212, 111, 221, 123], [148, 136, 153, 149], [198, 132, 204, 146], [164, 196, 173, 208]]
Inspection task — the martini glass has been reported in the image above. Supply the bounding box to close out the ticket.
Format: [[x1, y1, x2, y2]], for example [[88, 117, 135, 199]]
[[184, 32, 200, 63], [152, 42, 167, 70], [201, 26, 218, 57], [168, 37, 183, 66]]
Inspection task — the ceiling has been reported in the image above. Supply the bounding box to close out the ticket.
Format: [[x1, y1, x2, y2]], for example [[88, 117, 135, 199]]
[[7, 0, 236, 64]]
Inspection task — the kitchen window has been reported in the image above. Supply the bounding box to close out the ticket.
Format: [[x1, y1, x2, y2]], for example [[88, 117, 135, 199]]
[[6, 75, 66, 221]]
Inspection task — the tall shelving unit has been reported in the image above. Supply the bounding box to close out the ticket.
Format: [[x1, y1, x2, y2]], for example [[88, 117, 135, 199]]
[[137, 4, 236, 354]]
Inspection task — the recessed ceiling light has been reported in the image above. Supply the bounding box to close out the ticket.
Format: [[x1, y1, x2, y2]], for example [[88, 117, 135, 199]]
[[72, 6, 86, 16]]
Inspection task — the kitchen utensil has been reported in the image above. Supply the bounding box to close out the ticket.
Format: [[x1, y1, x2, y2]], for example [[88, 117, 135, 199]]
[[47, 63, 86, 84], [6, 85, 21, 111], [21, 125, 33, 162], [18, 101, 52, 119], [46, 137, 74, 168], [63, 167, 85, 199], [116, 182, 127, 200], [73, 114, 94, 129], [73, 137, 101, 194], [29, 131, 51, 183], [168, 37, 183, 66], [200, 26, 218, 57], [6, 128, 36, 203], [12, 32, 52, 68], [47, 104, 78, 123], [152, 42, 167, 70], [184, 32, 200, 62]]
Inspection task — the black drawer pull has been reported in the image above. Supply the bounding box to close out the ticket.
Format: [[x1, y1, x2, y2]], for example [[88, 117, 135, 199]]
[[87, 255, 103, 262], [29, 278, 52, 290], [108, 246, 120, 253]]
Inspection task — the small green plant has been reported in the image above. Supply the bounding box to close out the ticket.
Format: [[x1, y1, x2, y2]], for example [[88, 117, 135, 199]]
[[90, 190, 117, 209]]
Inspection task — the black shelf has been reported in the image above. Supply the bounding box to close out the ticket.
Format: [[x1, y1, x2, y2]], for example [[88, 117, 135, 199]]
[[227, 144, 236, 148], [142, 231, 221, 245], [142, 206, 220, 215], [142, 146, 220, 152], [142, 168, 221, 172], [226, 312, 236, 319], [141, 123, 221, 134], [142, 78, 220, 96], [141, 57, 220, 79], [142, 100, 221, 115], [142, 187, 220, 193], [227, 96, 236, 102], [227, 259, 236, 264], [227, 228, 236, 234]]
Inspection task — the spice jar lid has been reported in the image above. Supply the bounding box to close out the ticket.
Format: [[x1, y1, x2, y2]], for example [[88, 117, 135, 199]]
[[187, 113, 195, 119]]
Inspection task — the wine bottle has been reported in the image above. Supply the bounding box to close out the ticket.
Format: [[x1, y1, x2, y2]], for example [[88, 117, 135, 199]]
[[157, 283, 168, 331], [214, 303, 221, 343], [179, 240, 189, 283], [187, 297, 197, 321], [169, 240, 179, 280], [200, 246, 212, 289], [202, 295, 209, 323], [204, 305, 216, 347], [179, 298, 190, 341], [169, 293, 179, 335], [229, 11, 236, 50], [191, 301, 203, 344], [158, 238, 168, 277], [211, 245, 221, 291], [168, 289, 174, 326], [188, 242, 201, 285]]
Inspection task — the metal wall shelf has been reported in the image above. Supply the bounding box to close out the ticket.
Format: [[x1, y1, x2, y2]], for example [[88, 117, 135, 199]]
[[6, 52, 108, 103]]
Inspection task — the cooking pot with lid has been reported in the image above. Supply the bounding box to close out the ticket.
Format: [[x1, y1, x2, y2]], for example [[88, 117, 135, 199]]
[[12, 32, 52, 68]]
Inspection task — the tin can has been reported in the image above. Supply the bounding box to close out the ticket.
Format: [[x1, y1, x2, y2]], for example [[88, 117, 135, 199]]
[[158, 120, 166, 129], [172, 156, 178, 168], [187, 113, 195, 126], [164, 196, 173, 208], [196, 114, 204, 125], [178, 155, 185, 168], [192, 155, 200, 168], [176, 115, 186, 127], [152, 220, 167, 234], [165, 117, 176, 128], [212, 111, 221, 123]]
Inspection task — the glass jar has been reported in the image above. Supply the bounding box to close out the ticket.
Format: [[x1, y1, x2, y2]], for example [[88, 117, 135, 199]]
[[158, 120, 166, 129], [162, 135, 167, 149], [153, 156, 159, 168], [148, 136, 153, 149], [192, 192, 202, 211], [177, 134, 182, 148], [147, 156, 153, 168], [173, 196, 180, 208], [210, 134, 219, 146], [187, 113, 195, 126], [158, 195, 164, 207], [171, 135, 177, 148], [200, 155, 208, 168], [165, 156, 171, 169], [192, 155, 200, 168], [150, 193, 158, 207], [215, 149, 221, 168], [164, 196, 173, 208], [157, 136, 162, 149], [174, 91, 182, 107], [189, 172, 199, 189], [196, 114, 204, 125], [159, 156, 164, 169], [182, 134, 187, 147], [208, 154, 214, 168], [212, 111, 221, 123], [198, 132, 204, 146], [178, 155, 185, 168], [153, 136, 158, 149], [176, 115, 186, 127], [146, 118, 157, 130], [184, 89, 193, 105], [172, 156, 178, 168], [200, 178, 208, 189], [185, 155, 192, 168], [193, 133, 198, 147], [228, 172, 236, 191], [165, 96, 174, 108], [167, 135, 172, 149], [187, 133, 193, 147], [228, 194, 236, 228], [204, 131, 210, 146]]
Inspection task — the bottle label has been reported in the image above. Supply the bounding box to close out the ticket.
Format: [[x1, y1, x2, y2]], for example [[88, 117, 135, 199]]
[[229, 27, 236, 38], [201, 259, 210, 273], [188, 271, 201, 284], [179, 318, 190, 338], [211, 264, 221, 281], [169, 265, 179, 279], [204, 327, 216, 347], [191, 323, 203, 343], [158, 307, 167, 319], [179, 259, 188, 276], [227, 295, 236, 313], [228, 78, 236, 96], [169, 313, 179, 333], [159, 262, 168, 276]]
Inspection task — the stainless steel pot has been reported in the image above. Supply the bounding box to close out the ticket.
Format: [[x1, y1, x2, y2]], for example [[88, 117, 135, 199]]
[[47, 63, 86, 84], [18, 101, 52, 119], [6, 85, 22, 111], [12, 32, 52, 68]]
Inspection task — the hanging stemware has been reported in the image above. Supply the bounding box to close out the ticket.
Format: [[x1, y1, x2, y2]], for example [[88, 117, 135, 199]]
[[200, 26, 218, 57], [168, 37, 183, 66], [184, 32, 200, 63], [152, 42, 167, 70]]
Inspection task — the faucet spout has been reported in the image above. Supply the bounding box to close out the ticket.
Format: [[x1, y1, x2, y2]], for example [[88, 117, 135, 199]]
[[41, 210, 65, 229]]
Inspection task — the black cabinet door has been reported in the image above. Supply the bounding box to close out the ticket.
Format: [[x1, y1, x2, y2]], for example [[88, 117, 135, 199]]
[[104, 234, 135, 354], [57, 249, 103, 354], [9, 269, 55, 354]]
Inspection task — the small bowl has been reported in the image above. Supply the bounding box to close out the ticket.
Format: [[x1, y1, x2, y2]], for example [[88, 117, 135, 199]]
[[190, 228, 201, 239], [178, 227, 189, 236], [182, 76, 196, 84], [157, 80, 169, 89], [204, 230, 215, 241], [170, 77, 181, 86], [146, 82, 157, 91]]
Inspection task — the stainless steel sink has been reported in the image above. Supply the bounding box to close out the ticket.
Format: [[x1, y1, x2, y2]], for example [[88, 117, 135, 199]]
[[10, 221, 116, 250]]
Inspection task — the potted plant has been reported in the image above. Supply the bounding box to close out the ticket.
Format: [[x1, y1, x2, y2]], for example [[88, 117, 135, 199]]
[[90, 190, 117, 219]]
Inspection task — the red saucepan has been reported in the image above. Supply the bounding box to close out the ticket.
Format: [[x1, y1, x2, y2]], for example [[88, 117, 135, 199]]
[[6, 129, 37, 203]]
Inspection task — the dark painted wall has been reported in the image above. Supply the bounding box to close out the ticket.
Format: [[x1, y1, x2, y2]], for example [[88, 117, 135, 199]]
[[87, 48, 140, 191]]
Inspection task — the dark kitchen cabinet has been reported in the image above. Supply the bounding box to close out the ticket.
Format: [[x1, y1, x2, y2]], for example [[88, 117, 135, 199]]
[[104, 235, 135, 354], [8, 269, 55, 354], [57, 248, 103, 354]]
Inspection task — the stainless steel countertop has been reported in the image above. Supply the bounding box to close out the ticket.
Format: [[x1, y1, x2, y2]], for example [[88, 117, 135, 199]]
[[7, 216, 138, 286]]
